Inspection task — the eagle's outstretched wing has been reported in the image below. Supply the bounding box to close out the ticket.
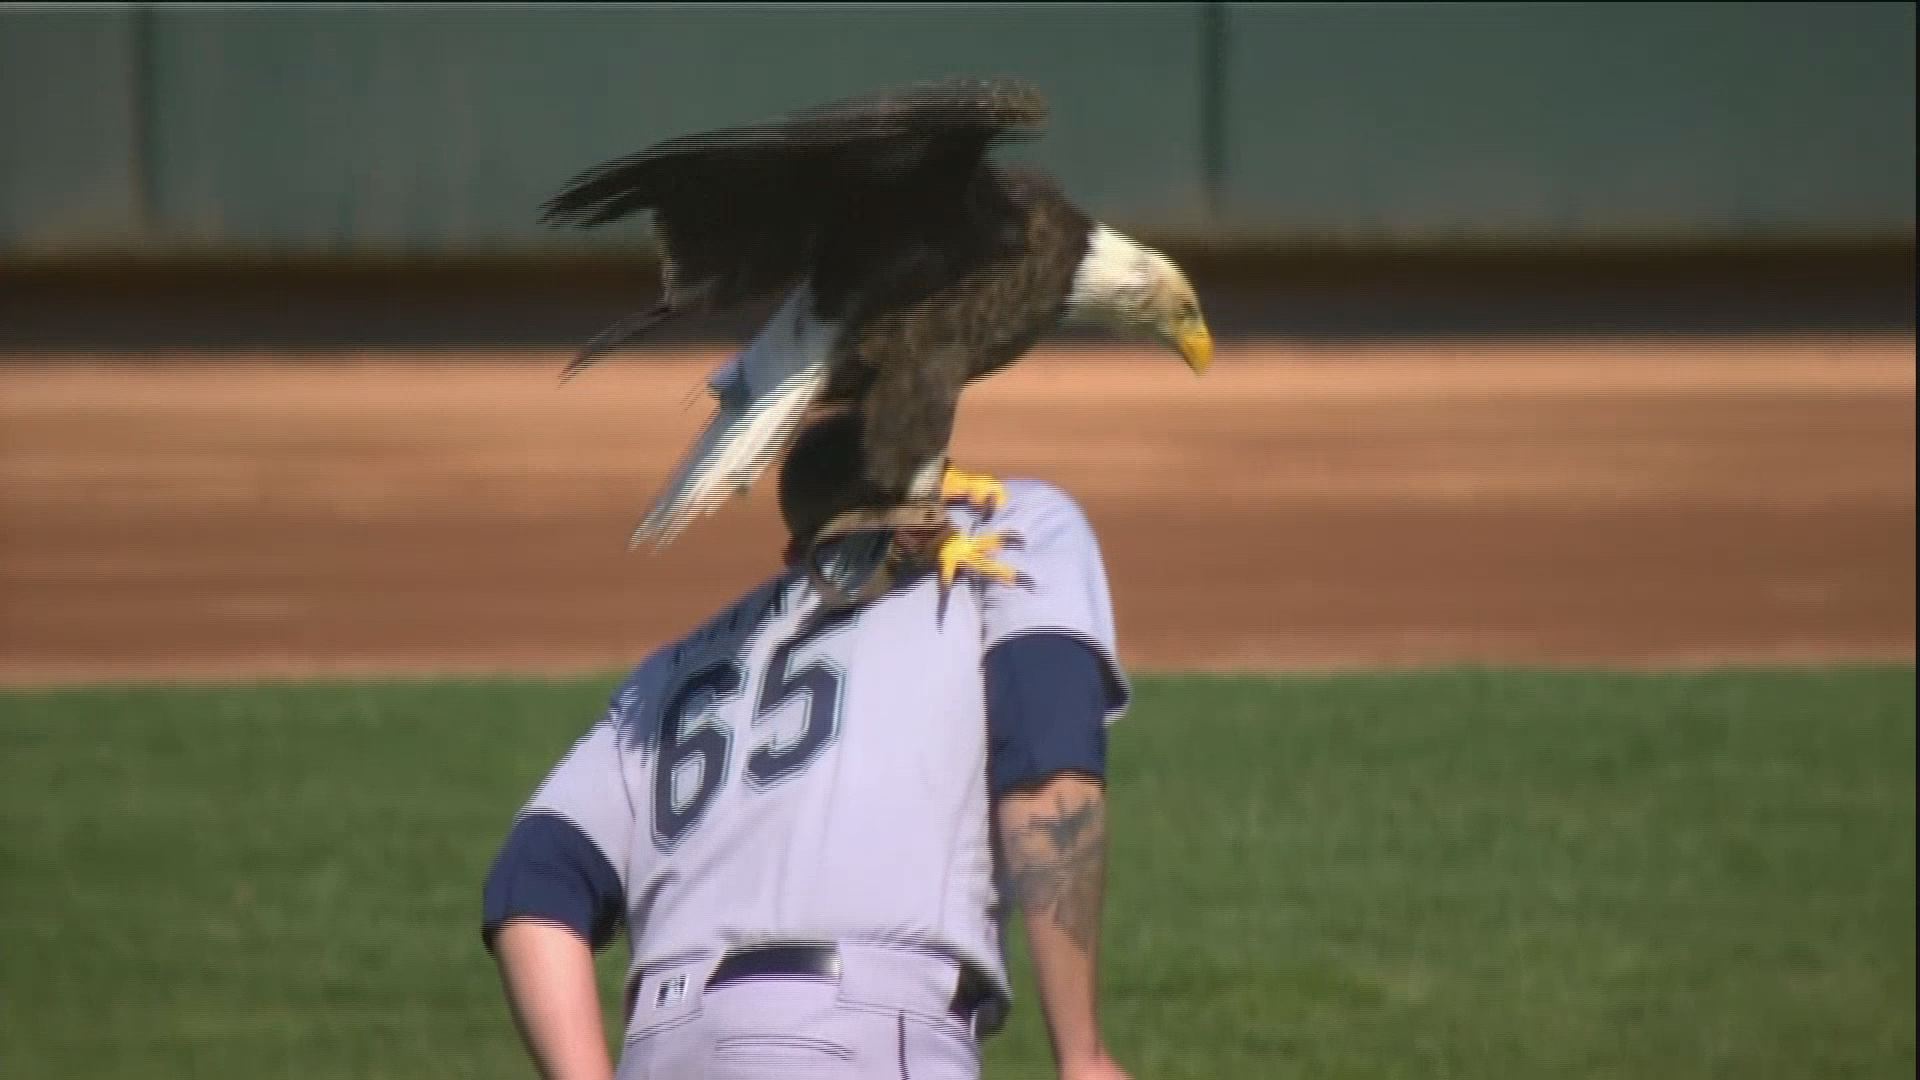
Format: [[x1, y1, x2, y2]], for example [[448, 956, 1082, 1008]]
[[542, 77, 1048, 320]]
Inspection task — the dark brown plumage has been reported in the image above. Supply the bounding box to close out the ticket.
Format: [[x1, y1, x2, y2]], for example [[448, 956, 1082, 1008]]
[[544, 76, 1210, 548]]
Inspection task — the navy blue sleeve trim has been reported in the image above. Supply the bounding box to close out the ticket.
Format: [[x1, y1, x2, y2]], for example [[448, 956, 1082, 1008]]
[[481, 811, 624, 952], [984, 632, 1111, 798]]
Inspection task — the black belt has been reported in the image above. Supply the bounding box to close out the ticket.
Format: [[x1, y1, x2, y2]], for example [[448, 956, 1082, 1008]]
[[706, 943, 1001, 1029]]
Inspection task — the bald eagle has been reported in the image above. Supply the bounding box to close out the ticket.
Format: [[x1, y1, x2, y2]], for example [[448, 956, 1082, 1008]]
[[545, 76, 1212, 574]]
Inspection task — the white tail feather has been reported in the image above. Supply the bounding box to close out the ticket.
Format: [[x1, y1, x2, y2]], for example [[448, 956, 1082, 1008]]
[[631, 367, 826, 546], [629, 287, 836, 548]]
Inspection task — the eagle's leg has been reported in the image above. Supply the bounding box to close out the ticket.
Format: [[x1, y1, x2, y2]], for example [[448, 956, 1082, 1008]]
[[862, 365, 1017, 586], [939, 464, 1007, 516], [902, 456, 1006, 516]]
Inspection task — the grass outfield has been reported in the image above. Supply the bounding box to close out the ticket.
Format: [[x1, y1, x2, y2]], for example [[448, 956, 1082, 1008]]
[[2, 670, 1912, 1079]]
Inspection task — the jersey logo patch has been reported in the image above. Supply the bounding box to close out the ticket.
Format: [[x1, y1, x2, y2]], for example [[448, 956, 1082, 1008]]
[[655, 973, 689, 1009]]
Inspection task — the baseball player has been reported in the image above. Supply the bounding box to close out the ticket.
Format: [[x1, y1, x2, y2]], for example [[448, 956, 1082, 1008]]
[[482, 408, 1134, 1080]]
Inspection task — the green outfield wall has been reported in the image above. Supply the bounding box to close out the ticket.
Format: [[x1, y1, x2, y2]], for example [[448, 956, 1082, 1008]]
[[1, 2, 1911, 258]]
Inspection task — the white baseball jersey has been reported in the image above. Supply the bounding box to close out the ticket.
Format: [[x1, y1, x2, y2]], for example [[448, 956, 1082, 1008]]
[[483, 479, 1128, 1031]]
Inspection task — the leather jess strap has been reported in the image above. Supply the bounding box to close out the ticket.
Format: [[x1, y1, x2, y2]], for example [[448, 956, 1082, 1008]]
[[800, 501, 952, 611]]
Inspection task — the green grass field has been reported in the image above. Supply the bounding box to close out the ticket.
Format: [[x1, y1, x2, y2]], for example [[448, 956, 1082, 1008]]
[[2, 669, 1913, 1079]]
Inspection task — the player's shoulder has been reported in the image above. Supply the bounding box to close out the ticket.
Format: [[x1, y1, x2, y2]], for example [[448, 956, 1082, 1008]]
[[993, 478, 1102, 553], [999, 477, 1087, 517]]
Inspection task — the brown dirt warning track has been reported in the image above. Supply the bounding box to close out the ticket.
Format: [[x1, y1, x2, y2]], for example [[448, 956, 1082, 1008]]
[[1, 340, 1912, 685]]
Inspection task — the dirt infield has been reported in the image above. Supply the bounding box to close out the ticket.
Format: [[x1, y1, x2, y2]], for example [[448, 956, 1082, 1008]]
[[2, 340, 1912, 684]]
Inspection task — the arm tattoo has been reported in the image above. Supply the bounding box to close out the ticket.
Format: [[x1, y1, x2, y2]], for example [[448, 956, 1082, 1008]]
[[1002, 791, 1107, 950]]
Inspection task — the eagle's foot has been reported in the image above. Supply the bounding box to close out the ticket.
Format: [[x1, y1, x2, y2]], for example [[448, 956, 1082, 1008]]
[[937, 528, 1026, 591], [940, 465, 1007, 516]]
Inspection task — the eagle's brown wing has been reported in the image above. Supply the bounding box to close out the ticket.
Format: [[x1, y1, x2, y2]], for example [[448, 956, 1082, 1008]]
[[542, 77, 1048, 318]]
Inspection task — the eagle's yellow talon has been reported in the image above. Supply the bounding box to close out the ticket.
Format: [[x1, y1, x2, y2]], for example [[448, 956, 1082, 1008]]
[[938, 530, 1023, 588], [940, 466, 1007, 515]]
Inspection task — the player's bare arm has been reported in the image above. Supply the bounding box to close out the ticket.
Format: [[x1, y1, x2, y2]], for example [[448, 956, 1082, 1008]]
[[996, 773, 1132, 1080], [492, 918, 615, 1080], [482, 705, 633, 1077], [1002, 782, 1107, 950]]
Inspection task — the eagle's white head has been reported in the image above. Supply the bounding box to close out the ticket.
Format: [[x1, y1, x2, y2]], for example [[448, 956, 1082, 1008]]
[[1063, 226, 1213, 373]]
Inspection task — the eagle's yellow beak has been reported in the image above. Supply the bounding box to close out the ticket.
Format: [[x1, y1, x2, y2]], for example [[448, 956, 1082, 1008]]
[[1177, 318, 1213, 374]]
